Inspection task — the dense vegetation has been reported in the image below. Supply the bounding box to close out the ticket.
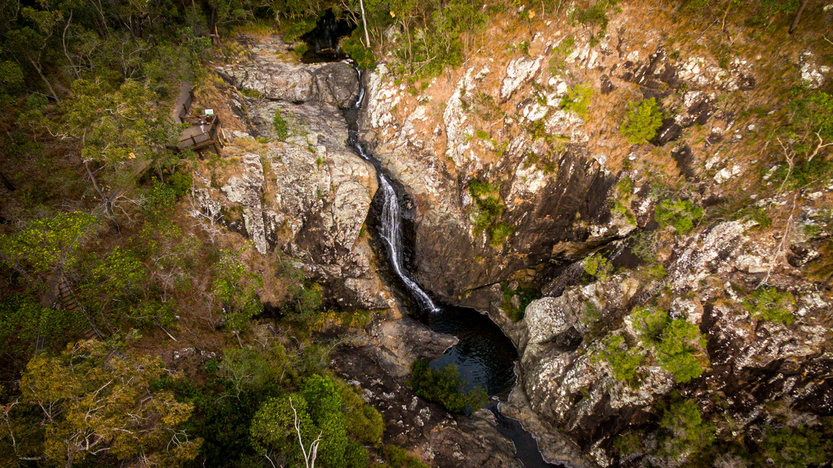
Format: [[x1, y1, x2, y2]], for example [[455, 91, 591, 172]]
[[1, 0, 832, 467], [408, 361, 488, 414]]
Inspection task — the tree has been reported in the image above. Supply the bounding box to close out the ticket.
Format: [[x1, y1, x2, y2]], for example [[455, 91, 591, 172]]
[[250, 375, 364, 468], [620, 97, 663, 144], [59, 78, 180, 226], [212, 247, 263, 332], [6, 339, 201, 467], [0, 211, 98, 276]]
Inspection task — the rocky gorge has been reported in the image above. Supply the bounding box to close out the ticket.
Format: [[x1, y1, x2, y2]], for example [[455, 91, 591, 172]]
[[189, 3, 833, 466]]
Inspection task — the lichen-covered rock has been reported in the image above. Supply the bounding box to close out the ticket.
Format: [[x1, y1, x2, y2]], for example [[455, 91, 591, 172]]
[[371, 317, 458, 378], [192, 39, 386, 310], [216, 38, 359, 107]]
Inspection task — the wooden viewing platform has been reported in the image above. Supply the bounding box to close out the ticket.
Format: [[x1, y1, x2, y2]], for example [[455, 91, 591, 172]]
[[171, 82, 226, 155], [176, 114, 224, 154]]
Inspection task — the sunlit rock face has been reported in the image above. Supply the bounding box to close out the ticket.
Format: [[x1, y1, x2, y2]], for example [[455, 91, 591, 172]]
[[353, 10, 833, 466], [193, 38, 389, 310]]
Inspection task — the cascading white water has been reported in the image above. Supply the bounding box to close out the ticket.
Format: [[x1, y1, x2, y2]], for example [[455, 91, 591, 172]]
[[345, 64, 558, 468], [376, 175, 440, 312], [351, 137, 439, 311], [349, 73, 439, 313]]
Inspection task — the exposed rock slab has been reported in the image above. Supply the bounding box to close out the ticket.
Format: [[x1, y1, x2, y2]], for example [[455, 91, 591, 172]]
[[331, 345, 521, 468]]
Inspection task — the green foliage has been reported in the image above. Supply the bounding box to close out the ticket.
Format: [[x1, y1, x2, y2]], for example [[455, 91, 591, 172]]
[[250, 394, 316, 462], [502, 282, 540, 322], [62, 78, 178, 169], [758, 425, 832, 468], [408, 361, 488, 414], [279, 261, 324, 321], [469, 179, 515, 247], [583, 253, 613, 280], [342, 33, 377, 70], [273, 108, 290, 140], [655, 319, 708, 383], [487, 222, 515, 247], [654, 198, 704, 234], [468, 179, 513, 246], [0, 60, 24, 93], [548, 37, 575, 76], [250, 373, 376, 468], [241, 88, 262, 98], [0, 211, 98, 274], [775, 158, 833, 192], [294, 42, 309, 57], [0, 295, 85, 356], [631, 231, 658, 263], [631, 307, 708, 383], [388, 0, 485, 78], [384, 445, 430, 468], [620, 98, 663, 144], [338, 381, 384, 446], [658, 399, 714, 458], [560, 83, 593, 119], [212, 248, 263, 331], [596, 335, 643, 384], [742, 286, 795, 324], [573, 0, 619, 37], [14, 339, 201, 466], [614, 431, 643, 455]]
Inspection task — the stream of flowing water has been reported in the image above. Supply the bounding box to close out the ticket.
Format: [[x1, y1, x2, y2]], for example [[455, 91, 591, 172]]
[[345, 68, 563, 468]]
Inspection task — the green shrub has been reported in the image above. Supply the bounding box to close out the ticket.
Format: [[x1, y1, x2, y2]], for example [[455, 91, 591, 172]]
[[614, 431, 643, 455], [240, 88, 262, 98], [759, 425, 832, 468], [501, 281, 539, 322], [549, 37, 575, 75], [384, 445, 430, 468], [342, 34, 377, 70], [339, 381, 384, 446], [742, 286, 795, 324], [596, 335, 643, 384], [273, 109, 289, 140], [583, 253, 613, 280], [168, 171, 193, 197], [487, 222, 515, 247], [658, 399, 714, 459], [631, 231, 658, 263], [408, 361, 488, 414], [654, 198, 704, 234], [620, 98, 663, 144], [631, 307, 707, 383], [573, 0, 618, 35], [560, 83, 593, 119], [468, 179, 512, 246], [293, 42, 308, 57], [655, 319, 707, 383]]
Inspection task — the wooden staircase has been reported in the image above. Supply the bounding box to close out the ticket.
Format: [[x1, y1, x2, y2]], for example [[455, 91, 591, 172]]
[[56, 270, 104, 341]]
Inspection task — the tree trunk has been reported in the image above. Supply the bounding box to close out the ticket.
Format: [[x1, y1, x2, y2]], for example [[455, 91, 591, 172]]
[[84, 161, 120, 233], [359, 0, 371, 47], [29, 57, 60, 103], [210, 0, 220, 46], [789, 0, 811, 34]]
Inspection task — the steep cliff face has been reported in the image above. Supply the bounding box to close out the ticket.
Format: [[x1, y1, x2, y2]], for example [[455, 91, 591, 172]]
[[360, 62, 617, 302], [356, 3, 833, 466], [191, 38, 391, 310]]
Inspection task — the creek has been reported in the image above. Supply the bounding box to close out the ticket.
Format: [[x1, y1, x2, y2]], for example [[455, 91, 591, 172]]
[[344, 69, 563, 468]]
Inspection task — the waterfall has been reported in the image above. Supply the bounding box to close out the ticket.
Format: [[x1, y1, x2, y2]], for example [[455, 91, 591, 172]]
[[348, 73, 440, 313]]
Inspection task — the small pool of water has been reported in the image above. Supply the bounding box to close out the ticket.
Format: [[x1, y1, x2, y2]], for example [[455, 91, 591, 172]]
[[425, 305, 517, 398]]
